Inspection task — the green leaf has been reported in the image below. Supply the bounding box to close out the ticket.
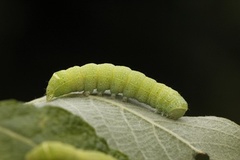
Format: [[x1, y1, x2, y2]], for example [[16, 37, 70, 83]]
[[30, 93, 240, 160], [0, 100, 128, 160]]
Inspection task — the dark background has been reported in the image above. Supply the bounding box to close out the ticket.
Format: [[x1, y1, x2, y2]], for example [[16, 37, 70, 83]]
[[1, 1, 240, 124]]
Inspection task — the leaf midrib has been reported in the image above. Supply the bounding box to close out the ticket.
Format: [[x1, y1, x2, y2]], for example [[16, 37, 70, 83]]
[[0, 125, 36, 147], [92, 96, 205, 154]]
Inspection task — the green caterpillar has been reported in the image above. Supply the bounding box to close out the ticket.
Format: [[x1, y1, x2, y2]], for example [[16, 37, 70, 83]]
[[46, 63, 188, 119], [25, 141, 117, 160]]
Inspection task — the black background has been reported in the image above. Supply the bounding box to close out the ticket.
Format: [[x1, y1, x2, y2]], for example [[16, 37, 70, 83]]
[[1, 1, 240, 124]]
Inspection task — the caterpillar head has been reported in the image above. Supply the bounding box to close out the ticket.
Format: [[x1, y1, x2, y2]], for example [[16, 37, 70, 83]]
[[46, 66, 84, 101]]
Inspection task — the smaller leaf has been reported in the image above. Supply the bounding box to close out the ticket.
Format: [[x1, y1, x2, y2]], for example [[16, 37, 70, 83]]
[[0, 100, 128, 160]]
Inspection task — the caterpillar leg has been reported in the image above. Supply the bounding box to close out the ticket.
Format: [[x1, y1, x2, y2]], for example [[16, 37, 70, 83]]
[[83, 91, 91, 96], [111, 93, 116, 98]]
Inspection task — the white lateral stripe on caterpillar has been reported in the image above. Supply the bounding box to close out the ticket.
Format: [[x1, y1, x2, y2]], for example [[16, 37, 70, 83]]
[[46, 63, 188, 119]]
